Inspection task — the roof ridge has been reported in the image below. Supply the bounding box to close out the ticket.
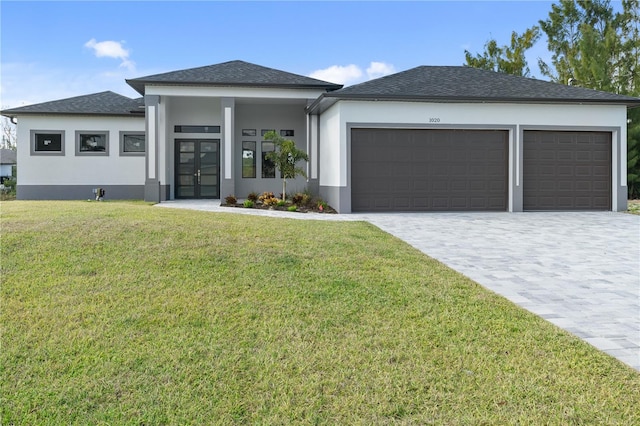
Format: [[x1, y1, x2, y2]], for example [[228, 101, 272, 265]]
[[125, 60, 342, 95]]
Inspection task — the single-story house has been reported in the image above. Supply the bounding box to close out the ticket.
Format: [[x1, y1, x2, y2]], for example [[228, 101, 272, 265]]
[[3, 60, 639, 212], [0, 148, 17, 184]]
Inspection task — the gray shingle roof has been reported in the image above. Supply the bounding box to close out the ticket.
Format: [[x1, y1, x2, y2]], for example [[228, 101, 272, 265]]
[[318, 66, 640, 107], [126, 60, 343, 94], [0, 91, 145, 117], [0, 148, 16, 165]]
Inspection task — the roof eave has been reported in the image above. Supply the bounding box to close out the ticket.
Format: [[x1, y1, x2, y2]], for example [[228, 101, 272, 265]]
[[126, 80, 342, 96], [0, 111, 145, 118]]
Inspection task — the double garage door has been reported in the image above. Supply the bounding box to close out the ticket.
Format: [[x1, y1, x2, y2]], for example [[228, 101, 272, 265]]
[[351, 128, 611, 212]]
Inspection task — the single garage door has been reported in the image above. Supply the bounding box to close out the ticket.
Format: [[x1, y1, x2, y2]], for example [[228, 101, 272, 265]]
[[523, 131, 611, 211], [351, 128, 508, 212]]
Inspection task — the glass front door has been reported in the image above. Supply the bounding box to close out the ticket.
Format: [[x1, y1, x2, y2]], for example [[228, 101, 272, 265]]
[[175, 139, 220, 199]]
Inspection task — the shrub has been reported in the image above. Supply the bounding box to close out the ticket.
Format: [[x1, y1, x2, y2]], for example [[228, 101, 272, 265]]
[[317, 199, 328, 212], [292, 193, 304, 205], [224, 195, 237, 205], [247, 192, 259, 202], [301, 193, 312, 206], [243, 200, 255, 208], [262, 196, 280, 207], [277, 200, 287, 207], [287, 205, 298, 212], [258, 192, 275, 203], [1, 177, 16, 199]]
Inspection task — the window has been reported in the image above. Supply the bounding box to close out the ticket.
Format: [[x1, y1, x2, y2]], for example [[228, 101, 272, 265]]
[[174, 125, 220, 133], [261, 129, 275, 136], [76, 131, 108, 156], [262, 141, 275, 178], [120, 132, 145, 156], [280, 129, 295, 137], [242, 141, 256, 178], [31, 130, 65, 155]]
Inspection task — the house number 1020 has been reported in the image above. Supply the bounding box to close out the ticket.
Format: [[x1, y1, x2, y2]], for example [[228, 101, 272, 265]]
[[429, 117, 440, 123]]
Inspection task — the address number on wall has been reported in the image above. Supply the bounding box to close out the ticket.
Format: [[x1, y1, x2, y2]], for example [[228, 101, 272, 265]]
[[429, 118, 441, 123]]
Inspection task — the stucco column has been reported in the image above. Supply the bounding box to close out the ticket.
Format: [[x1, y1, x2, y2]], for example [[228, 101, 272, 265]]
[[511, 126, 523, 212], [144, 95, 160, 202], [307, 111, 320, 194], [220, 97, 235, 199]]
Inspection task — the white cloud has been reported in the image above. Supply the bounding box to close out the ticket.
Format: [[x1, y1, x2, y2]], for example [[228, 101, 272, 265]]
[[309, 61, 396, 86], [85, 38, 135, 71], [366, 62, 395, 79], [0, 61, 141, 109], [309, 64, 363, 85]]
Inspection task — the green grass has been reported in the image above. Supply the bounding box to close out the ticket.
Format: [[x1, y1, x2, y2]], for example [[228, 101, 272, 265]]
[[627, 199, 640, 215], [1, 201, 638, 424]]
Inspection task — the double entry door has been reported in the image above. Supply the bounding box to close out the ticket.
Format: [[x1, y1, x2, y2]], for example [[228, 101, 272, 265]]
[[175, 139, 220, 199]]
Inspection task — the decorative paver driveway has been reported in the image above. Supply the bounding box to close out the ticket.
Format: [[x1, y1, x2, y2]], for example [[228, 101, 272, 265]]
[[158, 201, 640, 371], [357, 211, 640, 371]]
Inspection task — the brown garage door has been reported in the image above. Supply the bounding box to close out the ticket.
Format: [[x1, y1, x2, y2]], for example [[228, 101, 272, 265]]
[[351, 128, 508, 212], [523, 131, 611, 211]]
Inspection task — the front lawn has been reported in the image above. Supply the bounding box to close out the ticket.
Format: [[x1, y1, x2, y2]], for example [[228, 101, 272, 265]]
[[1, 201, 638, 424]]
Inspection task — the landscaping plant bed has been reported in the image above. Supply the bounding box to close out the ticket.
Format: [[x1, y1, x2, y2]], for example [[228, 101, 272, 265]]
[[222, 191, 337, 214]]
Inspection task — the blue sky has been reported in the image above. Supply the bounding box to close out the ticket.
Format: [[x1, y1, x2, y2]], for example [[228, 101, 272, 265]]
[[1, 1, 564, 108]]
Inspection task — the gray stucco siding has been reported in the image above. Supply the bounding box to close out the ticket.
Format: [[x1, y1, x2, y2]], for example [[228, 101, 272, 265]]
[[17, 185, 144, 200]]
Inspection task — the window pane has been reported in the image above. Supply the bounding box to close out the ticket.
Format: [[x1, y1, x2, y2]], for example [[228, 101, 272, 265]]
[[35, 133, 62, 151], [174, 125, 220, 133], [123, 134, 145, 152], [80, 134, 107, 152], [200, 142, 218, 153], [177, 187, 194, 197], [179, 142, 195, 152], [242, 141, 256, 178], [262, 141, 275, 178]]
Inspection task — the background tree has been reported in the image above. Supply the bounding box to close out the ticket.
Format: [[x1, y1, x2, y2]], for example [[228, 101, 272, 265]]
[[467, 0, 640, 198], [464, 27, 540, 76], [537, 0, 639, 198], [1, 116, 17, 150], [263, 131, 308, 201], [538, 0, 620, 90]]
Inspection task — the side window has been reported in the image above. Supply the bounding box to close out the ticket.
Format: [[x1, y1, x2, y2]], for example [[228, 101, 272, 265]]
[[76, 131, 109, 156], [242, 141, 256, 178], [120, 132, 145, 156], [261, 141, 275, 178], [31, 130, 65, 156]]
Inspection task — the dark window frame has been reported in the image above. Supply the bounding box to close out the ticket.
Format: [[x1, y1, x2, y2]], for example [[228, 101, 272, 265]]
[[119, 131, 146, 156], [174, 125, 221, 133], [261, 140, 276, 179], [76, 131, 109, 156], [242, 141, 256, 178], [31, 130, 65, 156]]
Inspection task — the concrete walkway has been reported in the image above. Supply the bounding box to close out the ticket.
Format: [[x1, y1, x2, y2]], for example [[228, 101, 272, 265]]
[[157, 201, 640, 371]]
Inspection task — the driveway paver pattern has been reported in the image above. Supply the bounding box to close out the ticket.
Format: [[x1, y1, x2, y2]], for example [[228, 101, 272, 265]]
[[357, 212, 640, 371]]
